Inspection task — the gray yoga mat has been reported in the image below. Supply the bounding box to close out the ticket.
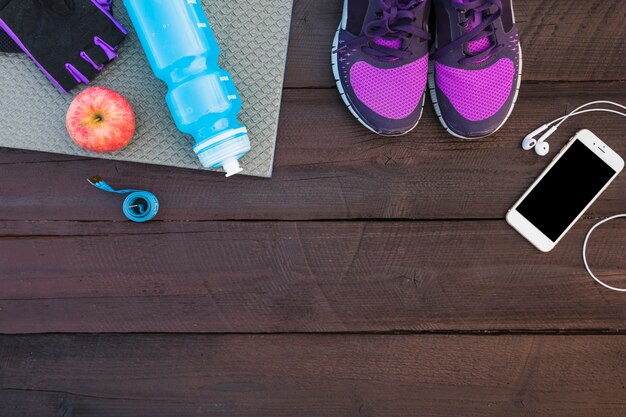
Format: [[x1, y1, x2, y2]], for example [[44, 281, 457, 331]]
[[0, 0, 293, 178]]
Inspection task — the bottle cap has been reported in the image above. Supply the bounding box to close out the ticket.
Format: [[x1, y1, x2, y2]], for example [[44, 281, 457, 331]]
[[222, 156, 244, 177], [194, 128, 251, 177]]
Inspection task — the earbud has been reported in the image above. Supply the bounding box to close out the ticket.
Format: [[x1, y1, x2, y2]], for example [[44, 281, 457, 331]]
[[521, 136, 537, 150], [534, 140, 550, 156], [521, 124, 548, 151], [521, 125, 557, 156]]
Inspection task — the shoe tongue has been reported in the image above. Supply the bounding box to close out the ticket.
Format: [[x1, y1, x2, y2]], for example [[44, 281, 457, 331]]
[[373, 37, 403, 50], [370, 0, 423, 52], [456, 0, 491, 54]]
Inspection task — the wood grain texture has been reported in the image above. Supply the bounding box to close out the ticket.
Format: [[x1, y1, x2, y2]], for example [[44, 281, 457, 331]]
[[286, 0, 626, 88], [1, 218, 625, 333], [1, 82, 625, 221], [1, 1, 626, 414], [2, 334, 626, 417]]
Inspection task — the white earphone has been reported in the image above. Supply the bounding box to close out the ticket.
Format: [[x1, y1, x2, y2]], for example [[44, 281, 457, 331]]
[[522, 100, 626, 156]]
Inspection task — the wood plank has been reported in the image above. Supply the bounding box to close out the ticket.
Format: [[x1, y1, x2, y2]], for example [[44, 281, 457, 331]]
[[286, 0, 626, 88], [1, 219, 625, 333], [1, 82, 625, 221], [2, 334, 626, 417]]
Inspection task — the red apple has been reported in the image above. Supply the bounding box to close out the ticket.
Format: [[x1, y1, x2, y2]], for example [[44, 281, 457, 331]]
[[66, 86, 135, 153]]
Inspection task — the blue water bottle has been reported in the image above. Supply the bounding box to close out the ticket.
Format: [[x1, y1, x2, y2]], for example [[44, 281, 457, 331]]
[[123, 0, 250, 176]]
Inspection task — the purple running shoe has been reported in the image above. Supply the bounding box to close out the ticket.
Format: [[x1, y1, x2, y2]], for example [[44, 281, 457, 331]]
[[332, 0, 432, 136], [429, 0, 521, 139]]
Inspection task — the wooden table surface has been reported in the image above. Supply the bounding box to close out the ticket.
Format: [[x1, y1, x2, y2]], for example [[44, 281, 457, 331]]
[[1, 1, 626, 416]]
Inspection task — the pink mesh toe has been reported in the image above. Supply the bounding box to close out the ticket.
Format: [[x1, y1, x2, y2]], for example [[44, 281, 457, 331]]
[[435, 58, 515, 121], [350, 55, 428, 119]]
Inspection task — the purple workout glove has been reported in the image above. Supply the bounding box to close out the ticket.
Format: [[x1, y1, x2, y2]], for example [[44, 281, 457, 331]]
[[0, 0, 127, 93]]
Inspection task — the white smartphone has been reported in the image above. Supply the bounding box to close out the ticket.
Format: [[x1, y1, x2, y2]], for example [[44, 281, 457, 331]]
[[507, 129, 624, 252]]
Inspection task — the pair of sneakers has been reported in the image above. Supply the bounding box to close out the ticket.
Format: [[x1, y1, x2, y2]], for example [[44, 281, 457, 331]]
[[332, 0, 521, 138]]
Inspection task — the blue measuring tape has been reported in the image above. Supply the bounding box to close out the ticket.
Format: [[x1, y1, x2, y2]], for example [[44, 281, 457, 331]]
[[88, 176, 159, 222]]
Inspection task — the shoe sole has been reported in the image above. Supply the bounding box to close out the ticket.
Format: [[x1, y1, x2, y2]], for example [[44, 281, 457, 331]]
[[331, 26, 425, 137], [427, 2, 523, 140]]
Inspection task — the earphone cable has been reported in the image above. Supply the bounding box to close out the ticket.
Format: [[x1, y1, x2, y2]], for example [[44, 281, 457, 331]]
[[582, 214, 626, 292], [547, 101, 626, 128]]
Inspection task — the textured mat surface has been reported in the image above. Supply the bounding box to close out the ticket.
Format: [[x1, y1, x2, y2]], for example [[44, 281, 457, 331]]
[[0, 0, 292, 178]]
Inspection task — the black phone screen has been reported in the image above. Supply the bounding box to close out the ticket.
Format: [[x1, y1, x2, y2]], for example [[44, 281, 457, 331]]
[[517, 140, 617, 241]]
